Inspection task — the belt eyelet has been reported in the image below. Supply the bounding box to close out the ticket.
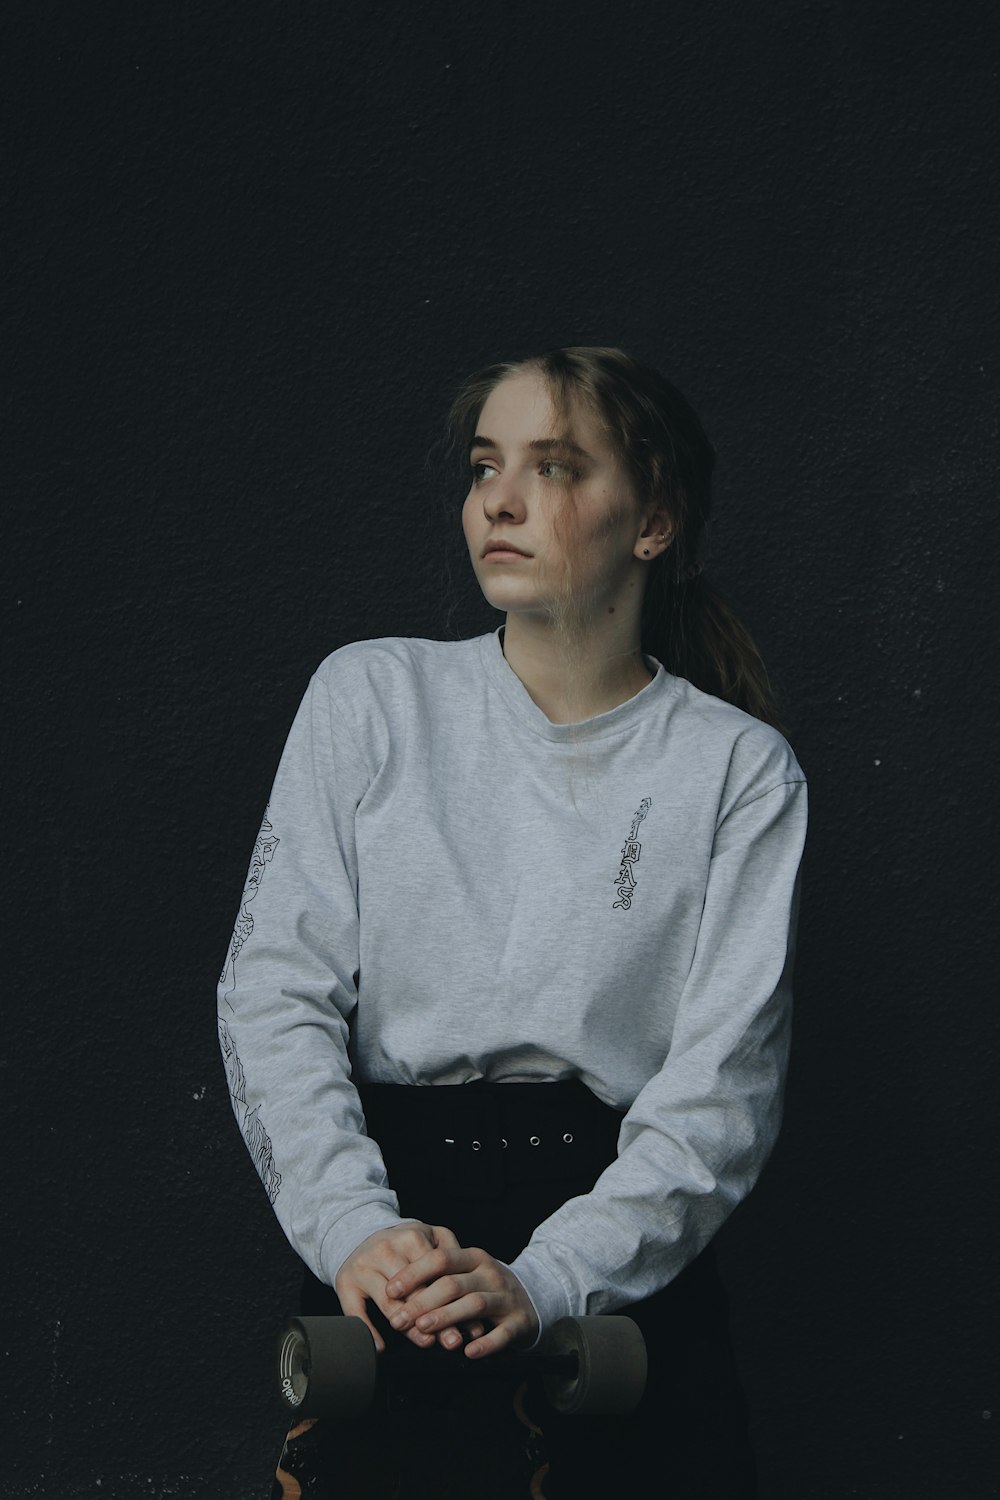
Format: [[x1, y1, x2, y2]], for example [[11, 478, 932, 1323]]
[[563, 1133, 574, 1144], [529, 1135, 541, 1147], [472, 1140, 482, 1151], [500, 1137, 508, 1149]]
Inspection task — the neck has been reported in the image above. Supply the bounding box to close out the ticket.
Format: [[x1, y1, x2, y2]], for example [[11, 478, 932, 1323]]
[[500, 613, 654, 725]]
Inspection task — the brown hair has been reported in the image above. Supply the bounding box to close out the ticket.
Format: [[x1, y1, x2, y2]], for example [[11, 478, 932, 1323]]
[[439, 344, 785, 733]]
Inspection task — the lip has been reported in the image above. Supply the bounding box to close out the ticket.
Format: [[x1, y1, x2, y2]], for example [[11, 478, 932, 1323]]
[[483, 541, 532, 558]]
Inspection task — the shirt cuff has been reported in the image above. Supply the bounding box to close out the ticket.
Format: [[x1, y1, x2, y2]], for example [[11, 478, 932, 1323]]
[[504, 1246, 576, 1344]]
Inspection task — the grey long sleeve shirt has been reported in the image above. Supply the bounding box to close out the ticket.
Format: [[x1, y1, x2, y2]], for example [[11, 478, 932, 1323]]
[[218, 626, 807, 1334]]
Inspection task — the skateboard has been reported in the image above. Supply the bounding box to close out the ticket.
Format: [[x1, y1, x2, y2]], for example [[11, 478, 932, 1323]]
[[270, 1314, 647, 1499]]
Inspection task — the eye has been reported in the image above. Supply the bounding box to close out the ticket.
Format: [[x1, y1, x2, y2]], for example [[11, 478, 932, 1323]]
[[470, 462, 498, 485], [539, 459, 580, 481]]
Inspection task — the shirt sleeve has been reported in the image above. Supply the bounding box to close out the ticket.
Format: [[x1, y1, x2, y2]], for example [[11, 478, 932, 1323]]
[[507, 767, 808, 1333], [217, 671, 414, 1287]]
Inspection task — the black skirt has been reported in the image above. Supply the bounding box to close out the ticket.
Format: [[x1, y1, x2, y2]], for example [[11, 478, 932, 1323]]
[[280, 1078, 758, 1499]]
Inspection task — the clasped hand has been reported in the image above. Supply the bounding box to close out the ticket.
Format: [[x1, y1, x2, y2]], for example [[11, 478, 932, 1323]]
[[335, 1223, 539, 1359]]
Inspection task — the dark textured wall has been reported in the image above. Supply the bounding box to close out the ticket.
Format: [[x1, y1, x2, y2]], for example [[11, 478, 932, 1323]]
[[6, 2, 997, 1495]]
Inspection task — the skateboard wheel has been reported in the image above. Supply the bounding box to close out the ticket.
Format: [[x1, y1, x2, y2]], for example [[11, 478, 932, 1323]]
[[276, 1315, 377, 1420], [539, 1315, 647, 1416]]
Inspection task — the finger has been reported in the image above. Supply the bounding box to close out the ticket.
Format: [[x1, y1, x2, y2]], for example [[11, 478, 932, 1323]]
[[412, 1290, 494, 1336], [388, 1269, 480, 1329], [359, 1275, 433, 1340], [404, 1326, 437, 1349], [385, 1240, 469, 1301], [341, 1231, 441, 1315], [370, 1251, 417, 1296], [358, 1272, 425, 1332], [335, 1284, 386, 1355], [428, 1224, 462, 1252], [385, 1242, 475, 1301], [464, 1321, 515, 1360], [436, 1319, 487, 1351], [357, 1271, 443, 1348]]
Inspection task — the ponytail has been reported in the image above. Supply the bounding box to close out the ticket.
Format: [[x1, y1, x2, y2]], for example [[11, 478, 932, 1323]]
[[643, 571, 785, 733]]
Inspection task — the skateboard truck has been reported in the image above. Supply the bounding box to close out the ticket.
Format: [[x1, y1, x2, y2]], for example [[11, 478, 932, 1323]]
[[277, 1313, 648, 1420]]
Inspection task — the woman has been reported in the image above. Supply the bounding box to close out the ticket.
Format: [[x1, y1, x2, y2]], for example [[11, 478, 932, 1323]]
[[219, 346, 808, 1498]]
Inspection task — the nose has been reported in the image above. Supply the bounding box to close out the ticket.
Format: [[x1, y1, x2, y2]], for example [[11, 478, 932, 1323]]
[[482, 470, 526, 523]]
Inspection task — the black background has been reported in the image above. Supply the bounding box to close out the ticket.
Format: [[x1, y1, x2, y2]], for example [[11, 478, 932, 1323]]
[[5, 2, 997, 1495]]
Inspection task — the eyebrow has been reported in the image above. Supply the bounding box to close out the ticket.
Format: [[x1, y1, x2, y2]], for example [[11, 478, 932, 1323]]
[[469, 434, 595, 462]]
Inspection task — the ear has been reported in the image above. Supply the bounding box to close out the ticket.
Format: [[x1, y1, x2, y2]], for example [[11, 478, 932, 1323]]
[[637, 510, 675, 556]]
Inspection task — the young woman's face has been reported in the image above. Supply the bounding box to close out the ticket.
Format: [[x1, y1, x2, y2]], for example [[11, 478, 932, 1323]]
[[461, 372, 649, 622]]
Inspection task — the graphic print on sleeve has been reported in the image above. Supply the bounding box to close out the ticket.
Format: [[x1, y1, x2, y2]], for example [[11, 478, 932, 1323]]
[[218, 808, 282, 1202], [612, 797, 652, 910], [219, 1018, 283, 1203], [219, 811, 280, 1012]]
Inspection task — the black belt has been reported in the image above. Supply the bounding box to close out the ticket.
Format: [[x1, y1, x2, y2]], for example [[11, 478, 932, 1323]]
[[356, 1077, 625, 1201]]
